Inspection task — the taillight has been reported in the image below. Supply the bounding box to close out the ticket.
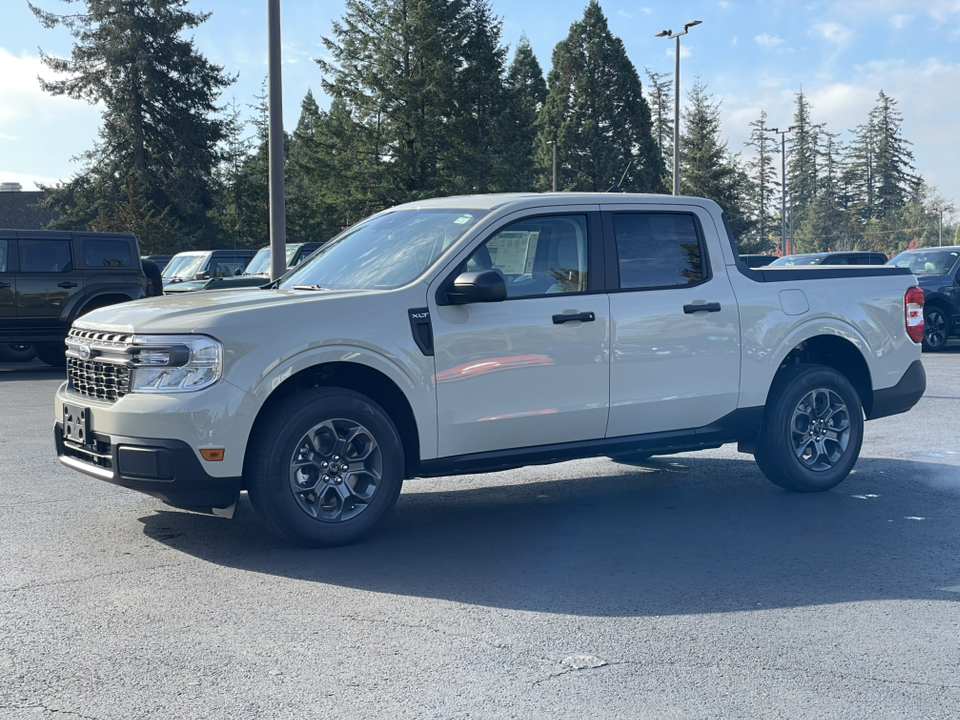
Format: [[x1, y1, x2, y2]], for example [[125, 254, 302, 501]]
[[905, 286, 924, 344]]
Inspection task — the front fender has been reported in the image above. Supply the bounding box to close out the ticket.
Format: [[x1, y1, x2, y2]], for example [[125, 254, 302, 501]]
[[241, 343, 438, 460]]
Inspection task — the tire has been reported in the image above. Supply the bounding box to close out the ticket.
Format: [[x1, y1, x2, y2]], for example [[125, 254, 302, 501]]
[[34, 342, 67, 368], [0, 343, 37, 362], [922, 306, 950, 352], [754, 364, 864, 493], [609, 451, 654, 464], [142, 259, 163, 297], [246, 387, 405, 547]]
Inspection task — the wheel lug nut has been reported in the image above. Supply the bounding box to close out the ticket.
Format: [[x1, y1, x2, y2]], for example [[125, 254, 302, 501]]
[[322, 475, 330, 482], [321, 461, 329, 468]]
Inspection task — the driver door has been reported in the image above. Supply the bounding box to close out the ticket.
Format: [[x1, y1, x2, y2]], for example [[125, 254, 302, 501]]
[[429, 210, 610, 458]]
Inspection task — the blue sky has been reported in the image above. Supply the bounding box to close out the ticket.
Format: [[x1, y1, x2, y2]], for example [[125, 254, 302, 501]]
[[3, 0, 960, 214]]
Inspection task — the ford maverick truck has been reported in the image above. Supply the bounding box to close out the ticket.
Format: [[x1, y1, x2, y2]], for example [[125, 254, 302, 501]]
[[54, 193, 926, 546]]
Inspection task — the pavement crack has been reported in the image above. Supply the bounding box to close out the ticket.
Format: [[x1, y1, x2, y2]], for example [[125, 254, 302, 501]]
[[0, 704, 103, 720]]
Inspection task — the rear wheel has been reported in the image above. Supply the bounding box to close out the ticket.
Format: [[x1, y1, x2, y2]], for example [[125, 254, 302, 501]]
[[246, 387, 404, 547], [922, 306, 950, 352], [0, 343, 37, 362], [142, 259, 163, 297], [754, 364, 863, 492]]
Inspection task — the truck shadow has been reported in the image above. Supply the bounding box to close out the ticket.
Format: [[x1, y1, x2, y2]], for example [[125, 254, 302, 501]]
[[139, 455, 960, 617]]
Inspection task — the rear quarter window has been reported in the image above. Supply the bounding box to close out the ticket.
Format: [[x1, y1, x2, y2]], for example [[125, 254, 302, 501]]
[[83, 239, 133, 268]]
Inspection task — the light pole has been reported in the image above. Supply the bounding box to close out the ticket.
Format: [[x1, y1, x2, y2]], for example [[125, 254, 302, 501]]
[[547, 140, 557, 192], [765, 126, 795, 257], [655, 20, 702, 196], [267, 0, 286, 281]]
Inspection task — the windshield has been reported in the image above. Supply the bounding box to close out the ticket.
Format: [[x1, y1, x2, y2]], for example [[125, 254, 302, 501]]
[[889, 249, 960, 275], [279, 209, 487, 291], [244, 245, 303, 276], [169, 255, 208, 280], [768, 254, 825, 266], [161, 253, 205, 279]]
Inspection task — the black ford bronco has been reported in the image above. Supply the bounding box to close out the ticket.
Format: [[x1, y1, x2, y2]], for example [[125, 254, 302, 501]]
[[0, 230, 153, 366]]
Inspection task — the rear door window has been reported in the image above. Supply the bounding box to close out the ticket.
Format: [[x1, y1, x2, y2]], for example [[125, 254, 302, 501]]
[[19, 240, 73, 272], [0, 239, 9, 272], [612, 212, 706, 290], [83, 238, 133, 268]]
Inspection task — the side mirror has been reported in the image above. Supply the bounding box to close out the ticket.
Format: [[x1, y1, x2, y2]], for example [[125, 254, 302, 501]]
[[445, 269, 507, 305], [195, 271, 211, 280]]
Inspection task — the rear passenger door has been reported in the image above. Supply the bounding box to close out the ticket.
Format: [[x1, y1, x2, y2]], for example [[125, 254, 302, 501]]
[[14, 232, 84, 328], [78, 233, 140, 291], [601, 204, 741, 437], [0, 235, 15, 328]]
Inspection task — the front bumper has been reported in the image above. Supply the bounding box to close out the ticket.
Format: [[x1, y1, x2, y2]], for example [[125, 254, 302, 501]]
[[55, 423, 242, 512]]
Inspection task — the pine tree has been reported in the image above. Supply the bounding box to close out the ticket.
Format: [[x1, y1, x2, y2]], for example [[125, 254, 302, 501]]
[[743, 110, 779, 252], [31, 0, 233, 245], [319, 0, 471, 204], [446, 0, 509, 193], [786, 89, 820, 217], [870, 91, 917, 219], [500, 36, 547, 191], [644, 68, 673, 184], [535, 1, 665, 193], [679, 79, 752, 244], [793, 130, 845, 253]]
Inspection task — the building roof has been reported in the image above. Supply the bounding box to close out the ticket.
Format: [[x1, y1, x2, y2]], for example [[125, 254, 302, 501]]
[[0, 191, 59, 230]]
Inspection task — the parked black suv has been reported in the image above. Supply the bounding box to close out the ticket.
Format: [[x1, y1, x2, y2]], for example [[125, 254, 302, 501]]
[[0, 230, 150, 365], [888, 246, 960, 351]]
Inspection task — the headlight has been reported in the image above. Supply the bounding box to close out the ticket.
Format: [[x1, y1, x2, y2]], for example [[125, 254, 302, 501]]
[[128, 335, 222, 393]]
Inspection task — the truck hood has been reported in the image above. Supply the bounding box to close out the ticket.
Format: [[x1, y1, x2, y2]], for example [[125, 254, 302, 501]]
[[75, 286, 377, 335]]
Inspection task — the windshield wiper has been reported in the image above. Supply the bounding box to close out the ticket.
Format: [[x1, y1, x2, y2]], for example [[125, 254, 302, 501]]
[[292, 284, 329, 291]]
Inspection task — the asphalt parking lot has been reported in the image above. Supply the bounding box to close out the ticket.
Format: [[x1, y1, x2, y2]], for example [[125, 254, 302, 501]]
[[1, 346, 959, 719]]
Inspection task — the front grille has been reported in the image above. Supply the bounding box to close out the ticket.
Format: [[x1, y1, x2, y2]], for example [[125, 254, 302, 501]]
[[66, 327, 135, 402], [68, 357, 131, 402]]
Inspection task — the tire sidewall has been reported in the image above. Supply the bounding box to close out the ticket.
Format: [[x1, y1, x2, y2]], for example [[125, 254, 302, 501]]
[[249, 388, 404, 547], [758, 365, 864, 492]]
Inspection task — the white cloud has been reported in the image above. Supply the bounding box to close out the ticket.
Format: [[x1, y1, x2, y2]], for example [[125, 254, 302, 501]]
[[731, 35, 739, 46], [642, 7, 652, 14], [814, 22, 854, 43], [618, 10, 634, 19], [719, 1, 732, 9], [0, 133, 16, 141], [889, 14, 914, 29], [755, 34, 785, 48]]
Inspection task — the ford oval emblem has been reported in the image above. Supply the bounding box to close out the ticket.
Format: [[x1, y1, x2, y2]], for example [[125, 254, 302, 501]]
[[77, 344, 92, 361]]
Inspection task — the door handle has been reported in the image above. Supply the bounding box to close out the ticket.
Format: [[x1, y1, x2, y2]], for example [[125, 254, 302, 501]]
[[683, 302, 721, 314], [58, 281, 78, 289], [553, 311, 596, 324]]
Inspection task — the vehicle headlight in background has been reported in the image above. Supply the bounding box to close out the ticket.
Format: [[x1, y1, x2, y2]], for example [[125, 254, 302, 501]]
[[129, 335, 222, 393]]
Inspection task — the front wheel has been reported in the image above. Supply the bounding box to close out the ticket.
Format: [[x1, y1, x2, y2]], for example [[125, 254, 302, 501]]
[[754, 364, 863, 492], [922, 307, 950, 352], [0, 343, 37, 362], [246, 388, 404, 547]]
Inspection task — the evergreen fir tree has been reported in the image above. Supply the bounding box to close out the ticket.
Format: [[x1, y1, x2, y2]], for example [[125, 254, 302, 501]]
[[678, 79, 752, 244], [743, 110, 779, 253], [30, 0, 233, 245], [786, 89, 820, 217], [319, 0, 471, 204], [869, 91, 917, 219], [644, 68, 674, 184], [535, 1, 665, 193], [501, 36, 547, 191]]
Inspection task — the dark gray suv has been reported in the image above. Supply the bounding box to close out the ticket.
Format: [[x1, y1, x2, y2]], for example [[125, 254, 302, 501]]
[[0, 230, 149, 365]]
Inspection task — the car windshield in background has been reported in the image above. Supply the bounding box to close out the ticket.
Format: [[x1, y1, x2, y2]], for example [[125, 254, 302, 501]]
[[768, 254, 825, 266], [162, 254, 206, 279], [889, 250, 960, 275], [244, 248, 272, 276], [280, 209, 486, 291]]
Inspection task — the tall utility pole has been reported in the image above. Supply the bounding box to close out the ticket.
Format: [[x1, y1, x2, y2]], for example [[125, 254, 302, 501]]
[[655, 20, 702, 196], [765, 126, 795, 257], [547, 140, 557, 192], [267, 0, 287, 281]]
